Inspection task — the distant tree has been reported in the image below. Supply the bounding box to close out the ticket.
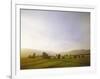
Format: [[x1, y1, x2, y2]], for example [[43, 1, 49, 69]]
[[66, 54, 68, 57], [42, 52, 50, 59], [77, 55, 80, 58], [32, 53, 36, 58], [73, 55, 77, 59], [57, 54, 61, 59], [62, 56, 65, 59], [28, 55, 32, 58]]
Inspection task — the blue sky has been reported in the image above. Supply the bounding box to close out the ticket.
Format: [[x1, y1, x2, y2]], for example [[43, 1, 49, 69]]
[[21, 9, 90, 52]]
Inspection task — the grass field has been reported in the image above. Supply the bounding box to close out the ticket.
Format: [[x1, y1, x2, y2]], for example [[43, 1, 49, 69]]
[[20, 54, 90, 69]]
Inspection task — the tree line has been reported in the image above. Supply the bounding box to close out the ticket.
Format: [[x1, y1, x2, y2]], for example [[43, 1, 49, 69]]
[[28, 52, 90, 59]]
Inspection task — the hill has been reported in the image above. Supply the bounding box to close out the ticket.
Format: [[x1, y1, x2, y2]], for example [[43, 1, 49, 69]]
[[21, 48, 90, 57], [21, 48, 56, 57], [61, 49, 90, 55]]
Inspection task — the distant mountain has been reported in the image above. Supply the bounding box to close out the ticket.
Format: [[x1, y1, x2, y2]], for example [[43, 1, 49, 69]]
[[21, 48, 42, 57], [21, 48, 90, 58], [60, 49, 90, 55], [21, 48, 56, 58]]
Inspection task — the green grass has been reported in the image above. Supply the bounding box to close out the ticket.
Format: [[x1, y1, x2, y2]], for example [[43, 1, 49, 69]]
[[20, 55, 90, 69]]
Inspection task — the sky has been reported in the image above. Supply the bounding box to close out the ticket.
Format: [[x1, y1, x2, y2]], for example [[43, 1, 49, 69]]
[[21, 9, 90, 52]]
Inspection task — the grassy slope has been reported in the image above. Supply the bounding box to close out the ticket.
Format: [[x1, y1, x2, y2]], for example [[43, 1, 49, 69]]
[[20, 55, 90, 69]]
